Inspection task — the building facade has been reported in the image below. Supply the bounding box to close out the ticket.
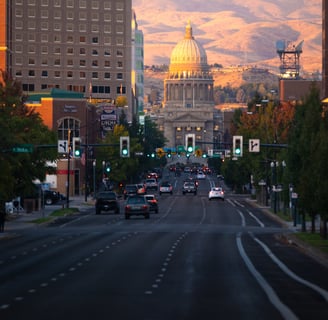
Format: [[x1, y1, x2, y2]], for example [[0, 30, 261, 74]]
[[158, 22, 215, 154], [4, 0, 135, 120]]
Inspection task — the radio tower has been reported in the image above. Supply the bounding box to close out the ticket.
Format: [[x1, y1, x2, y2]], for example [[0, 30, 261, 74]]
[[276, 40, 304, 79]]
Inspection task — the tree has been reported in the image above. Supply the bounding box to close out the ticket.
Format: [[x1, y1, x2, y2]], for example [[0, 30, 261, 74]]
[[0, 73, 57, 203]]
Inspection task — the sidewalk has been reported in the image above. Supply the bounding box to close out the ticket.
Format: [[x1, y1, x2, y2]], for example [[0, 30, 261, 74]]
[[0, 196, 95, 238]]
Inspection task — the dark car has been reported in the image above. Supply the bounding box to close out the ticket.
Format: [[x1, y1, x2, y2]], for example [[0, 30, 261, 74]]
[[182, 181, 197, 195], [124, 195, 150, 219], [144, 194, 159, 213], [123, 184, 138, 199], [95, 191, 120, 214], [43, 190, 63, 205]]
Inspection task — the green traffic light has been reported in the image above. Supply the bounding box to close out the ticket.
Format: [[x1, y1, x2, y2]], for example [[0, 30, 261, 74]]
[[122, 148, 128, 156], [187, 146, 193, 153], [235, 148, 241, 155], [74, 150, 81, 157]]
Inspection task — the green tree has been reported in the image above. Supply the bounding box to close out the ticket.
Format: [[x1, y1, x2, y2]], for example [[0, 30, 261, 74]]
[[0, 73, 57, 202]]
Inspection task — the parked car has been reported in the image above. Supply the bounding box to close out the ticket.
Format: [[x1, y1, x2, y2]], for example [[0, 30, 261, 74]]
[[124, 195, 150, 219], [123, 184, 138, 199], [144, 194, 159, 213], [43, 190, 64, 205], [95, 191, 120, 214], [182, 181, 197, 195], [208, 187, 225, 201], [159, 182, 173, 195]]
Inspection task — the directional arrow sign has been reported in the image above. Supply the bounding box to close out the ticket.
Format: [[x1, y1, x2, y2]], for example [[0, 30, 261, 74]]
[[249, 139, 260, 152]]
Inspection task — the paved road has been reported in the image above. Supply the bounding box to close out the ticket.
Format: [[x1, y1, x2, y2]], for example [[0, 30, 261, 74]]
[[1, 173, 328, 319]]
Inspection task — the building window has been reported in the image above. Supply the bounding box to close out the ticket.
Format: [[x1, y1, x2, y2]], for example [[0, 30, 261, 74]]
[[116, 38, 123, 45], [15, 57, 23, 64], [104, 13, 111, 21], [15, 70, 22, 77], [116, 85, 125, 94], [104, 72, 110, 79], [41, 58, 48, 65], [92, 1, 99, 9], [116, 14, 123, 22], [54, 0, 61, 7], [80, 71, 86, 78], [116, 73, 123, 80], [104, 61, 110, 67], [116, 2, 124, 10], [79, 12, 86, 20], [117, 49, 123, 57], [80, 48, 86, 55], [92, 49, 98, 55], [117, 61, 123, 68], [67, 11, 74, 20], [92, 25, 99, 32], [54, 10, 61, 19], [67, 35, 74, 43], [67, 59, 73, 66], [28, 58, 35, 65], [54, 71, 61, 77], [41, 22, 48, 30], [41, 34, 48, 42], [104, 50, 110, 56], [67, 71, 73, 78], [79, 0, 86, 8], [80, 36, 86, 43], [41, 0, 49, 5], [92, 37, 99, 44], [28, 46, 35, 53], [104, 25, 111, 33], [80, 60, 86, 66], [104, 37, 111, 45], [92, 60, 98, 67], [67, 23, 74, 31], [67, 47, 74, 54], [54, 47, 61, 54], [92, 72, 98, 79], [79, 24, 87, 32], [28, 70, 35, 77], [57, 118, 80, 141], [41, 10, 48, 18], [116, 25, 123, 34], [28, 0, 36, 5], [15, 21, 23, 29], [28, 9, 36, 17], [54, 59, 61, 66], [15, 9, 23, 17], [41, 70, 48, 77], [54, 34, 61, 42], [67, 0, 74, 7], [54, 23, 61, 31], [92, 12, 99, 21], [28, 21, 36, 29], [104, 1, 111, 10], [15, 45, 22, 53]]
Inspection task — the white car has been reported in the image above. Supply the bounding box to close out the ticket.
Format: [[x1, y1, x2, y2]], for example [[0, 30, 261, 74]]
[[208, 187, 224, 201], [196, 171, 206, 180]]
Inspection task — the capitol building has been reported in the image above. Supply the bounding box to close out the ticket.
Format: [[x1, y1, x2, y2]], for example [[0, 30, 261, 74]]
[[156, 21, 216, 153]]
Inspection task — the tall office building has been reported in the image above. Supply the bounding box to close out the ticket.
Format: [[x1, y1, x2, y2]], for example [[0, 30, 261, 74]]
[[323, 0, 328, 99], [4, 0, 134, 117]]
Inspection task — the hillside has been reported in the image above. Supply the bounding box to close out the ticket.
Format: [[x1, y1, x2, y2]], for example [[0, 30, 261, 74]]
[[133, 0, 321, 74]]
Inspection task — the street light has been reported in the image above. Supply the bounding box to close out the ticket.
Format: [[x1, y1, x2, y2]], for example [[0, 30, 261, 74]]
[[93, 160, 96, 199]]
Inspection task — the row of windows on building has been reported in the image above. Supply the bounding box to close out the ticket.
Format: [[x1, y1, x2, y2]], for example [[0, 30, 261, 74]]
[[14, 45, 123, 57], [16, 0, 124, 11], [14, 22, 124, 33], [16, 57, 124, 68], [16, 70, 125, 80], [22, 83, 126, 94], [14, 34, 124, 46], [15, 9, 124, 22]]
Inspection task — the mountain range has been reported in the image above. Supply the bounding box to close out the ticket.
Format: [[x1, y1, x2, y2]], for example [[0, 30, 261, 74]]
[[132, 0, 322, 74]]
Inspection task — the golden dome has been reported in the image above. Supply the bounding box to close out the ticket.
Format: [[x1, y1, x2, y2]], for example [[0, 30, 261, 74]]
[[169, 21, 209, 77]]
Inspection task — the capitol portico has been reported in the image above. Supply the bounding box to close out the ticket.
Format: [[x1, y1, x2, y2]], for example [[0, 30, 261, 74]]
[[157, 22, 215, 153]]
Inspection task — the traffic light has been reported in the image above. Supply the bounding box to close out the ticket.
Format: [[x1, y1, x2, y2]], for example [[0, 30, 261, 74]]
[[73, 137, 81, 158], [120, 136, 130, 158], [187, 136, 194, 153], [105, 162, 111, 173], [233, 135, 243, 157], [167, 149, 172, 158]]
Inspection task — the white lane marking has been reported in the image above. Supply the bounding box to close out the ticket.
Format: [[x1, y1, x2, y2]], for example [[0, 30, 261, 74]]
[[236, 233, 298, 320], [227, 199, 236, 207], [237, 210, 246, 227], [252, 235, 328, 302], [247, 209, 265, 227]]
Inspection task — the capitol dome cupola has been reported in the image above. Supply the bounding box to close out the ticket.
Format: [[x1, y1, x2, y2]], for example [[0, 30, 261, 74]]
[[169, 21, 210, 79]]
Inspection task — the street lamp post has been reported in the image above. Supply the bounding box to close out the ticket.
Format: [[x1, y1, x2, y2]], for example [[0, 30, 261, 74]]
[[93, 160, 96, 199]]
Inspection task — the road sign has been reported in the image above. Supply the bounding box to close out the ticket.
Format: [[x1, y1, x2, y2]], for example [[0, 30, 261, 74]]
[[249, 139, 260, 152], [58, 140, 68, 153], [12, 144, 33, 153]]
